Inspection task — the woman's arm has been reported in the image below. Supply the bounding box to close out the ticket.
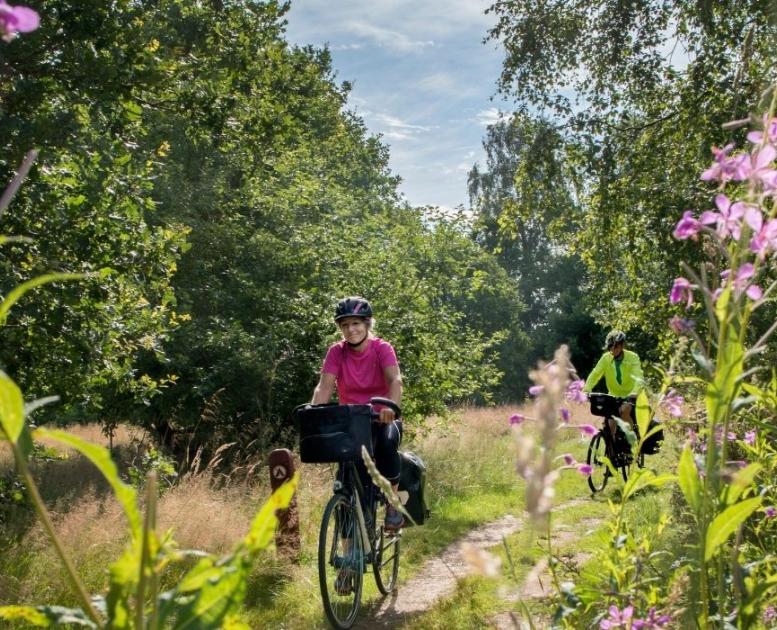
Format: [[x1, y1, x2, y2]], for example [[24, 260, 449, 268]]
[[378, 365, 403, 423], [311, 372, 336, 404]]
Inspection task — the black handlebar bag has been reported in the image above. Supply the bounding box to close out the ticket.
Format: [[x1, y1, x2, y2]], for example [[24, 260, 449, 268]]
[[295, 403, 374, 463], [588, 393, 622, 418]]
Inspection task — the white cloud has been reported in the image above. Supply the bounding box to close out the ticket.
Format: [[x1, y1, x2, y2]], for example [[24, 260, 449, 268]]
[[372, 113, 431, 133], [475, 107, 506, 127], [330, 43, 364, 51], [345, 20, 435, 53]]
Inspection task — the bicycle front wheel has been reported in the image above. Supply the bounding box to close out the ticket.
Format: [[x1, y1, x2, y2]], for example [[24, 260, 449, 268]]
[[319, 494, 364, 629], [587, 432, 609, 493], [373, 503, 400, 594]]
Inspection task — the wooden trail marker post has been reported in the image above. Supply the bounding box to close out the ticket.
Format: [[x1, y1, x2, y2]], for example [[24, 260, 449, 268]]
[[268, 448, 300, 559]]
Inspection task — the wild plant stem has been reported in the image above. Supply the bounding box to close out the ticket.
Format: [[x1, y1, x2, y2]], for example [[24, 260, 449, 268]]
[[136, 472, 158, 630], [11, 440, 101, 625]]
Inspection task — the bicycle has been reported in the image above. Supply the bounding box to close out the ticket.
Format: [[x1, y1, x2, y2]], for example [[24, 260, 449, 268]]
[[586, 392, 645, 493], [294, 397, 402, 629]]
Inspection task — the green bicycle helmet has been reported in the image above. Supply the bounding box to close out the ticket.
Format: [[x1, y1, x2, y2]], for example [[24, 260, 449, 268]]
[[334, 296, 373, 321]]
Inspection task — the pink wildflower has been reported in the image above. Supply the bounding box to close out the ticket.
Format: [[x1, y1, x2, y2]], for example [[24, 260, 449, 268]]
[[746, 207, 777, 259], [765, 506, 776, 519], [577, 464, 592, 476], [669, 316, 695, 335], [662, 389, 684, 417], [579, 424, 597, 436], [701, 144, 749, 182], [744, 430, 756, 446], [528, 385, 544, 396], [742, 145, 777, 190], [747, 115, 777, 145], [600, 605, 634, 629], [561, 453, 576, 465], [0, 1, 38, 41], [709, 194, 747, 241], [670, 277, 695, 309], [721, 263, 762, 301], [560, 407, 570, 423], [673, 210, 704, 239], [565, 379, 587, 403], [509, 413, 525, 426], [632, 607, 672, 629], [764, 605, 777, 623]]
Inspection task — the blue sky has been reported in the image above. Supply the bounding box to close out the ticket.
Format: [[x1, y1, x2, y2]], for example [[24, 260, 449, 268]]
[[283, 0, 508, 211]]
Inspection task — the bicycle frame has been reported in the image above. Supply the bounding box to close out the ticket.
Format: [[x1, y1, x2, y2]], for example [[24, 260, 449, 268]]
[[334, 461, 379, 558]]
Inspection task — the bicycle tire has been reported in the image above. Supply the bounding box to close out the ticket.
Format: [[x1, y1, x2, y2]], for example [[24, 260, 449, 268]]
[[372, 503, 400, 594], [319, 493, 364, 629], [587, 432, 609, 493]]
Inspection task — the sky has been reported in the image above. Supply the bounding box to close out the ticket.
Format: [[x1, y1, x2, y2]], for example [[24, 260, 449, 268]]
[[283, 0, 508, 212]]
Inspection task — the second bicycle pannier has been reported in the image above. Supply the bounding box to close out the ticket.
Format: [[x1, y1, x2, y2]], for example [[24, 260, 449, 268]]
[[639, 419, 664, 455], [397, 451, 430, 526], [589, 393, 621, 418], [295, 403, 373, 463]]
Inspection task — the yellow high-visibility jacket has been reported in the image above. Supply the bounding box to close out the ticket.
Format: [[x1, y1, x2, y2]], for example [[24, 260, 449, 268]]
[[583, 349, 643, 398]]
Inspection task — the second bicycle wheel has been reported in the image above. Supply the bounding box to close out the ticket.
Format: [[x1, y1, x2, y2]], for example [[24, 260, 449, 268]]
[[373, 504, 400, 594], [587, 432, 609, 493], [319, 494, 364, 629]]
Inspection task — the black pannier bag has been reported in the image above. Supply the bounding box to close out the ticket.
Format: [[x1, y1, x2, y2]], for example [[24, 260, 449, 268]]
[[397, 451, 430, 526], [640, 419, 664, 455], [588, 393, 621, 418], [294, 403, 373, 464]]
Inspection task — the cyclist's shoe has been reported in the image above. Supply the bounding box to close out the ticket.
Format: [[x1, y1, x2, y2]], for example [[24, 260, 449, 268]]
[[384, 505, 404, 531], [335, 569, 353, 595]]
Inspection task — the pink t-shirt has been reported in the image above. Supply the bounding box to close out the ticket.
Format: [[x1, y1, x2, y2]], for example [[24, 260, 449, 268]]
[[321, 337, 399, 405]]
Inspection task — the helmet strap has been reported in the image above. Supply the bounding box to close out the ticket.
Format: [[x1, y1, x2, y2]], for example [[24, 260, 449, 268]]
[[346, 332, 369, 349]]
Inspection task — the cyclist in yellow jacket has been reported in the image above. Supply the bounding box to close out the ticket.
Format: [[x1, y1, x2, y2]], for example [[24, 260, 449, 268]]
[[583, 330, 644, 441]]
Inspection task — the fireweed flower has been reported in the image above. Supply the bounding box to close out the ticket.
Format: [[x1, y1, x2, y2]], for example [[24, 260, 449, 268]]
[[0, 1, 39, 42], [600, 604, 634, 629], [710, 194, 746, 241], [764, 606, 777, 624], [673, 210, 704, 240], [528, 384, 544, 396], [765, 506, 776, 519], [513, 345, 572, 522], [669, 315, 695, 335], [661, 389, 684, 417], [721, 263, 763, 300], [560, 453, 576, 465], [577, 464, 592, 476], [742, 144, 777, 190], [632, 607, 672, 629], [670, 277, 695, 309], [579, 424, 597, 436], [744, 430, 756, 446], [746, 207, 777, 259], [747, 115, 777, 145], [701, 144, 749, 182], [509, 413, 525, 426], [565, 379, 587, 403]]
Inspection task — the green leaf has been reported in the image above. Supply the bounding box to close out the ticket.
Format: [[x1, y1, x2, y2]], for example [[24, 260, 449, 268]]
[[34, 428, 141, 540], [705, 496, 762, 561], [0, 272, 86, 326], [244, 472, 299, 553], [635, 390, 650, 446], [721, 463, 761, 507], [0, 371, 25, 443], [0, 604, 98, 627], [678, 444, 702, 516], [612, 416, 637, 446], [0, 605, 51, 626], [621, 468, 676, 502], [0, 235, 33, 246]]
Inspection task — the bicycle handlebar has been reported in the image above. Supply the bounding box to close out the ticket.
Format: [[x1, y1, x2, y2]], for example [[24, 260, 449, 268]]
[[368, 397, 401, 419]]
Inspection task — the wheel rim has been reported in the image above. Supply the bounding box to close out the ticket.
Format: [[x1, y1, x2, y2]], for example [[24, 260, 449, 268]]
[[373, 504, 400, 594], [319, 495, 364, 628], [587, 433, 608, 492]]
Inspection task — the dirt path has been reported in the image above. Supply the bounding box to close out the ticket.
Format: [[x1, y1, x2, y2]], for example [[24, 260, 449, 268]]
[[357, 500, 592, 629]]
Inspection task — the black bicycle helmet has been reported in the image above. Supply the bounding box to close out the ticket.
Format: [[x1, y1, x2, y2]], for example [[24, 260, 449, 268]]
[[604, 330, 626, 349], [334, 296, 373, 321]]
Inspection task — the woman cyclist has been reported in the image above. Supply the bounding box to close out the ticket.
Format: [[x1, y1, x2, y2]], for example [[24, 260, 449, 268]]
[[311, 296, 405, 531], [583, 330, 644, 461]]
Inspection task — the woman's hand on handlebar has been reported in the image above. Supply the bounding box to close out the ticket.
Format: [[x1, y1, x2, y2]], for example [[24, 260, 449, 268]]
[[377, 407, 396, 424]]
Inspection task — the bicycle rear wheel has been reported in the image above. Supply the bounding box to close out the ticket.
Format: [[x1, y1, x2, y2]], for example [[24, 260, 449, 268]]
[[319, 494, 364, 629], [587, 432, 609, 493], [373, 503, 400, 594]]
